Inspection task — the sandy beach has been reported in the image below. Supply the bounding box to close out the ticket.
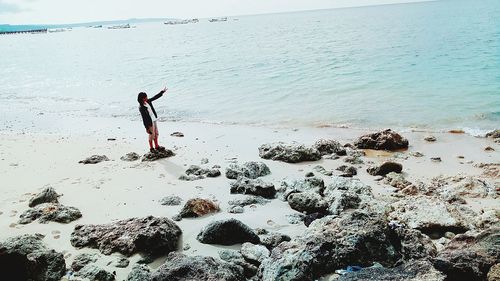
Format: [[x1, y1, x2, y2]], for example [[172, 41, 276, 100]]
[[0, 119, 498, 280]]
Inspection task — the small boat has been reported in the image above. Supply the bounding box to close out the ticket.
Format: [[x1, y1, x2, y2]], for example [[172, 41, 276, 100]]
[[107, 24, 130, 29], [164, 19, 199, 25], [93, 25, 103, 28], [209, 17, 227, 22]]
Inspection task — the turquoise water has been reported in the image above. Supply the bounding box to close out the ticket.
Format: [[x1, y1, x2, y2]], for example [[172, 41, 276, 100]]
[[0, 0, 499, 133]]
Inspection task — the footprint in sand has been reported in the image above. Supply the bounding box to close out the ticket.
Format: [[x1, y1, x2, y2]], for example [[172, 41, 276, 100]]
[[267, 220, 276, 226], [0, 211, 3, 216], [53, 235, 60, 239], [52, 230, 61, 235], [9, 223, 17, 228], [9, 210, 17, 217]]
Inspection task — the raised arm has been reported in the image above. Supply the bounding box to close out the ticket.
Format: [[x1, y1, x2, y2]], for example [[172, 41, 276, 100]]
[[149, 87, 168, 102]]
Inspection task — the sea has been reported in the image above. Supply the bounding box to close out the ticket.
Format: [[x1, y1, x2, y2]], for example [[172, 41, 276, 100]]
[[1, 0, 499, 135]]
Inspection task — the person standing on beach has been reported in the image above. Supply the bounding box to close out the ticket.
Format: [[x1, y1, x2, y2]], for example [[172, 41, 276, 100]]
[[138, 86, 167, 152]]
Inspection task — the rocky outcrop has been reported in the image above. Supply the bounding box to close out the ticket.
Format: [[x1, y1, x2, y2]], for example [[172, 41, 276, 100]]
[[313, 139, 346, 156], [279, 176, 325, 200], [142, 149, 175, 161], [323, 177, 373, 215], [336, 165, 357, 177], [70, 216, 182, 256], [367, 162, 403, 176], [287, 192, 328, 214], [71, 253, 98, 271], [79, 155, 110, 164], [241, 243, 270, 264], [197, 218, 260, 245], [433, 227, 499, 281], [160, 195, 182, 206], [259, 232, 291, 250], [0, 234, 66, 281], [258, 142, 321, 163], [313, 165, 333, 176], [225, 161, 271, 179], [74, 264, 115, 281], [175, 198, 219, 220], [120, 152, 140, 161], [383, 172, 412, 190], [19, 203, 82, 224], [431, 175, 498, 199], [178, 165, 221, 181], [486, 130, 500, 140], [354, 129, 409, 151], [219, 249, 259, 278], [29, 186, 59, 207], [127, 264, 152, 281], [337, 260, 445, 281], [230, 177, 276, 199], [151, 252, 245, 281]]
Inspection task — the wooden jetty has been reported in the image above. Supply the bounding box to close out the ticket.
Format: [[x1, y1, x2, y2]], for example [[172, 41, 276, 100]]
[[0, 28, 47, 35]]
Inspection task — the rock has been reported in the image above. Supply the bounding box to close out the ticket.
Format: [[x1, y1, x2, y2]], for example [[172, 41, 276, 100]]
[[411, 151, 424, 157], [367, 162, 403, 176], [388, 196, 473, 238], [29, 186, 59, 207], [304, 212, 327, 227], [433, 227, 499, 281], [75, 264, 115, 281], [230, 177, 276, 199], [71, 253, 98, 271], [431, 157, 442, 162], [0, 234, 66, 281], [114, 257, 130, 268], [287, 192, 328, 214], [313, 165, 333, 176], [354, 129, 409, 151], [228, 196, 270, 207], [476, 210, 500, 229], [488, 263, 500, 281], [170, 131, 184, 137], [127, 264, 151, 281], [431, 175, 498, 199], [197, 218, 260, 245], [485, 146, 495, 151], [70, 216, 182, 256], [383, 172, 412, 190], [486, 130, 500, 139], [286, 213, 305, 224], [258, 142, 321, 163], [323, 177, 373, 215], [337, 260, 445, 281], [200, 158, 209, 164], [313, 139, 346, 156], [178, 174, 204, 181], [305, 171, 315, 177], [79, 155, 109, 164], [151, 252, 245, 281], [424, 135, 437, 142], [120, 152, 140, 161], [336, 165, 357, 177], [219, 249, 258, 278], [19, 203, 82, 224], [259, 232, 291, 250], [160, 195, 182, 206], [185, 165, 221, 177], [258, 210, 415, 280], [279, 176, 325, 200], [177, 198, 219, 219], [344, 156, 364, 164], [141, 149, 175, 161], [241, 243, 270, 263], [228, 206, 244, 214], [225, 161, 271, 179]]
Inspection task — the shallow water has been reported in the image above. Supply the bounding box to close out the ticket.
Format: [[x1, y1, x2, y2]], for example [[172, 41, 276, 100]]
[[0, 0, 499, 133]]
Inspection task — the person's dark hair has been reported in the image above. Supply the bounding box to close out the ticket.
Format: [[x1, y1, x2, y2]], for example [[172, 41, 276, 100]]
[[137, 92, 147, 105]]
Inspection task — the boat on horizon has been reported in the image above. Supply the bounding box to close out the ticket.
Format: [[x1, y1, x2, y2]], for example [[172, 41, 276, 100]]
[[107, 24, 130, 29], [209, 17, 227, 22], [164, 19, 199, 25]]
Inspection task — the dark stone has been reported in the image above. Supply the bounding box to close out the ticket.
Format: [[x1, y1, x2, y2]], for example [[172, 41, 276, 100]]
[[225, 161, 271, 179], [259, 232, 291, 250], [219, 249, 258, 279], [70, 216, 182, 256], [280, 176, 325, 200], [258, 142, 322, 163], [170, 132, 184, 137], [0, 234, 66, 281], [114, 257, 130, 268], [177, 198, 219, 219], [337, 260, 445, 281], [304, 212, 327, 227], [313, 165, 333, 176], [79, 155, 110, 164], [486, 130, 500, 139], [71, 253, 98, 271], [197, 218, 260, 245], [120, 152, 140, 161], [287, 192, 328, 214], [354, 129, 409, 151], [142, 149, 175, 161], [367, 162, 403, 176], [151, 252, 245, 281], [127, 264, 152, 281], [75, 264, 115, 281], [230, 177, 276, 199], [19, 203, 82, 224], [179, 165, 221, 180], [29, 186, 59, 207], [313, 139, 347, 156], [337, 165, 358, 177], [433, 227, 499, 281]]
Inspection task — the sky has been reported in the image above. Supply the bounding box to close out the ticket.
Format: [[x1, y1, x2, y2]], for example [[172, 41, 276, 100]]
[[0, 0, 432, 25]]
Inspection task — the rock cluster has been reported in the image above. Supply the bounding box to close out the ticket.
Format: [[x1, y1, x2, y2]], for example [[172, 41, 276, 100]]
[[226, 161, 271, 179], [79, 155, 110, 164], [19, 203, 82, 224], [258, 142, 322, 163], [141, 149, 175, 161]]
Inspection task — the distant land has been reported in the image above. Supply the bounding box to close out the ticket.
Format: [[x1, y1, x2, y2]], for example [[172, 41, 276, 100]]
[[0, 18, 176, 32]]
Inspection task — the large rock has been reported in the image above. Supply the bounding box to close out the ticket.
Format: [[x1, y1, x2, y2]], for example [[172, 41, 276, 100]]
[[258, 210, 430, 281], [176, 198, 219, 219], [142, 149, 175, 161], [230, 177, 276, 199], [179, 165, 221, 181], [127, 264, 152, 281], [287, 192, 328, 214], [258, 142, 321, 163], [367, 162, 403, 176], [337, 260, 445, 281], [259, 232, 291, 250], [354, 129, 409, 151], [0, 234, 66, 281], [433, 228, 499, 281], [71, 253, 99, 271], [120, 152, 140, 161], [241, 242, 270, 263], [151, 252, 245, 281], [279, 176, 325, 200], [79, 155, 109, 164], [225, 161, 271, 179], [219, 249, 259, 278], [74, 264, 115, 281], [160, 195, 182, 206], [70, 216, 182, 256], [388, 196, 473, 237], [313, 139, 346, 156], [19, 203, 82, 224], [197, 218, 260, 245], [29, 186, 59, 207], [323, 177, 373, 215], [228, 195, 270, 207]]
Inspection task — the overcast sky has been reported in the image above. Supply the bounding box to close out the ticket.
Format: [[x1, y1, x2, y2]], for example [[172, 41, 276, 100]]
[[0, 0, 431, 25]]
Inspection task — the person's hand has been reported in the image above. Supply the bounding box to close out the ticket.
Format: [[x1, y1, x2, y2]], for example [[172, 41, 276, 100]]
[[162, 86, 168, 93]]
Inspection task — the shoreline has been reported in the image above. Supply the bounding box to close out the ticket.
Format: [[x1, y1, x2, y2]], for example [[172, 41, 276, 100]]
[[0, 121, 498, 280]]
